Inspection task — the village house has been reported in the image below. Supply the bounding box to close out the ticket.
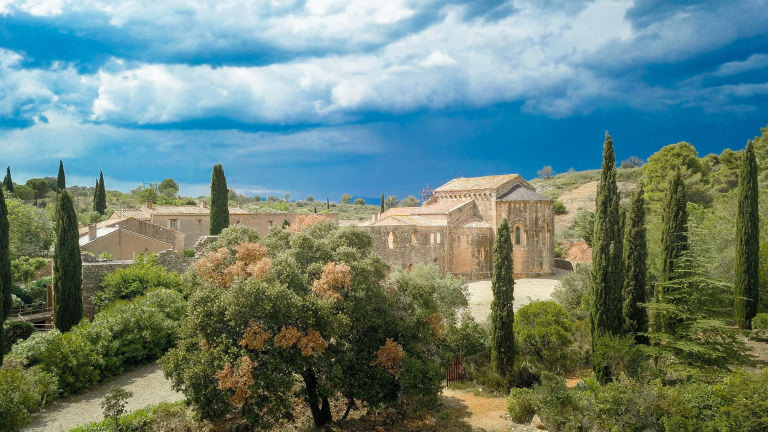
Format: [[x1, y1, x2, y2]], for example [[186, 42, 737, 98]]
[[78, 217, 186, 259], [360, 174, 554, 279]]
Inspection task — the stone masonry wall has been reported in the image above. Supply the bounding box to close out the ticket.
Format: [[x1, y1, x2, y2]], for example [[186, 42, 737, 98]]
[[366, 225, 447, 273]]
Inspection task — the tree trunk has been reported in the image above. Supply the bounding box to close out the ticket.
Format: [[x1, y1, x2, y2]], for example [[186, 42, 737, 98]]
[[302, 367, 333, 427]]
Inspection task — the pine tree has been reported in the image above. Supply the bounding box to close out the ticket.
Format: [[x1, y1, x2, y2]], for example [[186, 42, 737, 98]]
[[622, 185, 649, 344], [380, 193, 385, 213], [591, 132, 624, 383], [0, 189, 4, 365], [93, 171, 107, 214], [735, 140, 759, 329], [491, 218, 515, 379], [3, 167, 13, 194], [54, 191, 83, 332], [210, 164, 229, 235], [57, 160, 66, 190], [0, 186, 10, 321]]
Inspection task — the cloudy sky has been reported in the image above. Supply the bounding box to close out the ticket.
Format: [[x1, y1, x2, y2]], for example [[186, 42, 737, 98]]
[[1, 0, 767, 199]]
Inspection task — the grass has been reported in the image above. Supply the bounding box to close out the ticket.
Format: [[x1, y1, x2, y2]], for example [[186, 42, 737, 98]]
[[530, 167, 643, 200]]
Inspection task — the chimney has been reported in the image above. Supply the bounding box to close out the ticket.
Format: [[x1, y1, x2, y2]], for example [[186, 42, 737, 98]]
[[88, 224, 97, 241], [199, 201, 207, 208], [145, 201, 153, 209]]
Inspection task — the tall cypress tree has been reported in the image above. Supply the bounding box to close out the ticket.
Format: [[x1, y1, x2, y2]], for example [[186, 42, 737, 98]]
[[54, 191, 82, 332], [210, 164, 229, 235], [735, 140, 759, 329], [380, 193, 385, 213], [591, 132, 624, 383], [622, 185, 648, 344], [93, 171, 107, 214], [659, 169, 688, 284], [0, 186, 10, 320], [57, 160, 66, 190], [3, 167, 13, 194], [491, 218, 515, 379], [0, 187, 5, 365]]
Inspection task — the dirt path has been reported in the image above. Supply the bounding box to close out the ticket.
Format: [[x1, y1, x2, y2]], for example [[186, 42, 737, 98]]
[[442, 388, 539, 432], [24, 362, 183, 432]]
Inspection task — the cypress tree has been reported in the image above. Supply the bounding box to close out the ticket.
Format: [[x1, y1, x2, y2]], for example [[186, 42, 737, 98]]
[[54, 191, 83, 332], [591, 132, 624, 383], [735, 140, 759, 329], [210, 164, 229, 235], [622, 185, 649, 344], [57, 160, 66, 190], [490, 218, 515, 379], [0, 187, 5, 365], [93, 171, 107, 214], [0, 186, 10, 320], [659, 169, 688, 284], [3, 167, 13, 194], [326, 198, 330, 210], [380, 193, 385, 213]]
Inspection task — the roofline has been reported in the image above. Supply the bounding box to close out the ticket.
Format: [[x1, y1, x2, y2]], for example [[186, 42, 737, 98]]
[[80, 227, 174, 248]]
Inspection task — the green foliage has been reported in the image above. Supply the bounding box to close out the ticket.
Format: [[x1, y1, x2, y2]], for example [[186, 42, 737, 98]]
[[136, 187, 157, 204], [163, 223, 464, 428], [11, 256, 47, 284], [507, 387, 539, 423], [54, 191, 83, 332], [183, 249, 195, 258], [94, 172, 107, 215], [620, 155, 645, 168], [0, 363, 58, 432], [157, 178, 179, 198], [7, 329, 60, 366], [5, 197, 52, 259], [0, 187, 9, 329], [340, 193, 352, 204], [57, 161, 66, 190], [102, 387, 133, 430], [735, 140, 759, 329], [94, 254, 181, 310], [572, 210, 594, 246], [552, 264, 592, 320], [622, 186, 649, 343], [515, 301, 573, 373], [491, 219, 515, 379], [591, 133, 624, 383], [353, 197, 365, 205], [3, 167, 13, 194], [25, 178, 49, 205], [444, 312, 489, 358], [3, 321, 35, 353], [400, 195, 420, 207], [553, 200, 566, 214], [643, 141, 712, 205], [209, 164, 229, 235], [538, 165, 554, 178], [659, 170, 688, 291], [753, 313, 768, 330], [204, 225, 260, 252], [70, 402, 194, 432], [98, 252, 114, 260], [26, 277, 51, 303]]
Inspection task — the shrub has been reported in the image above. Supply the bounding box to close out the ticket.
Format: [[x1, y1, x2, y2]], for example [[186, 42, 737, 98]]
[[11, 284, 33, 305], [98, 252, 114, 260], [353, 197, 365, 205], [553, 200, 567, 215], [7, 329, 60, 366], [507, 387, 539, 423], [94, 254, 181, 309], [28, 277, 51, 303], [70, 402, 193, 432], [535, 372, 584, 432], [3, 321, 35, 353], [183, 249, 195, 258], [0, 364, 58, 432], [515, 301, 574, 373], [552, 264, 592, 320], [444, 312, 489, 358], [753, 313, 768, 330]]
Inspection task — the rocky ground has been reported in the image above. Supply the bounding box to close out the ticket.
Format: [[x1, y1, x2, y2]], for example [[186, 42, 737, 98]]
[[466, 269, 568, 322]]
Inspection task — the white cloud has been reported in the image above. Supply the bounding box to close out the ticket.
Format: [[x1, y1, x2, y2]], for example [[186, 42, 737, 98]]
[[420, 51, 456, 67], [714, 54, 768, 77]]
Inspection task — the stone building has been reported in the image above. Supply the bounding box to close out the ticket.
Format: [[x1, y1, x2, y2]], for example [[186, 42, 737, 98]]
[[110, 203, 339, 249], [360, 174, 553, 279], [79, 217, 186, 259]]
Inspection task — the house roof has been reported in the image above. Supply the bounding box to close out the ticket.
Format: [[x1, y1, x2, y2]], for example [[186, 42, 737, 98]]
[[79, 226, 119, 246], [366, 215, 447, 227], [80, 227, 173, 249], [497, 184, 549, 202], [112, 209, 150, 220], [434, 174, 522, 192], [377, 199, 474, 218], [139, 205, 251, 216]]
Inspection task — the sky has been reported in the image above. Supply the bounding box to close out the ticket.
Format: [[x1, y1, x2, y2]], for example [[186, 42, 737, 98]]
[[1, 0, 767, 200]]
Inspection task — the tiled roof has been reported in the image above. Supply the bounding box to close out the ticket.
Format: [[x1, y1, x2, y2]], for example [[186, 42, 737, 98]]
[[497, 184, 549, 202], [112, 209, 150, 220], [132, 205, 252, 216], [415, 199, 473, 214], [434, 174, 521, 192], [79, 226, 119, 246], [365, 215, 447, 227], [78, 218, 127, 237]]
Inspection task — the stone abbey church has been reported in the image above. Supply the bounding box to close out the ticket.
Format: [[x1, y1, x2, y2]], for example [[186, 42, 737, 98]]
[[360, 174, 555, 279]]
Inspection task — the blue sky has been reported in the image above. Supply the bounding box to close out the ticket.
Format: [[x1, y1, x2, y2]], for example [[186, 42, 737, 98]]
[[1, 0, 767, 200]]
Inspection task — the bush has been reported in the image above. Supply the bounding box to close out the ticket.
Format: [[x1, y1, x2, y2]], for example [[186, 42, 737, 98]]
[[183, 249, 195, 258], [97, 252, 114, 260], [535, 372, 584, 431], [515, 301, 574, 373], [753, 313, 768, 330], [354, 197, 365, 205], [552, 264, 592, 320], [0, 364, 58, 432], [94, 254, 181, 309], [507, 387, 539, 423], [7, 329, 60, 367], [444, 312, 489, 358], [3, 321, 35, 353], [70, 402, 194, 432], [553, 200, 567, 215], [28, 277, 51, 303]]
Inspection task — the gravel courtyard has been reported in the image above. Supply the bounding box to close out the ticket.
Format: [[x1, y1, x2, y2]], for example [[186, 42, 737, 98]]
[[466, 268, 569, 322]]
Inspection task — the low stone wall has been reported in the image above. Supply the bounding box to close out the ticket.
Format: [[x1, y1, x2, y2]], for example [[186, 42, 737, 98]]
[[81, 249, 197, 318]]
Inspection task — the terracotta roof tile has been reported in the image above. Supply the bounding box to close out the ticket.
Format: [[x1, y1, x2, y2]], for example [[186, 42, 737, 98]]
[[434, 174, 521, 192]]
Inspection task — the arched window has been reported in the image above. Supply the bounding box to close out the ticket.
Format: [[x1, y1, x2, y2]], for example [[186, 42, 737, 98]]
[[388, 231, 397, 249], [515, 226, 522, 245]]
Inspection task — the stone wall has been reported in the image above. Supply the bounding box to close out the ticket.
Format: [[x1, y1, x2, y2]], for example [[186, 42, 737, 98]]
[[448, 227, 493, 280], [119, 218, 185, 253], [366, 225, 447, 273], [496, 200, 555, 277]]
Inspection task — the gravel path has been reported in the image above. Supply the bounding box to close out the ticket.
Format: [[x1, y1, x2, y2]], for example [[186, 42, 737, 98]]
[[24, 362, 184, 432], [466, 268, 568, 323]]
